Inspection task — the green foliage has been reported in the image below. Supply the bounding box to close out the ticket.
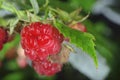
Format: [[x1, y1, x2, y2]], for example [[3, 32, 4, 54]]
[[2, 72, 24, 80], [0, 17, 7, 26], [8, 19, 19, 35], [30, 0, 39, 14], [83, 20, 117, 64], [1, 0, 96, 12], [5, 60, 19, 70], [54, 20, 98, 67], [56, 8, 71, 22], [69, 0, 96, 11]]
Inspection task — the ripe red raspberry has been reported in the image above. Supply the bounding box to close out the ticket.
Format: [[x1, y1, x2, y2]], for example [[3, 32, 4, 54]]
[[0, 27, 8, 50], [70, 23, 87, 32], [32, 59, 62, 76], [0, 42, 3, 50], [0, 27, 8, 43], [21, 22, 64, 61]]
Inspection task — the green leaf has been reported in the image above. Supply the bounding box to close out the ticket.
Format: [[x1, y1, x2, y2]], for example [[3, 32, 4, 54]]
[[1, 1, 25, 19], [83, 20, 117, 65], [30, 0, 39, 14], [54, 20, 98, 67], [1, 2, 15, 13]]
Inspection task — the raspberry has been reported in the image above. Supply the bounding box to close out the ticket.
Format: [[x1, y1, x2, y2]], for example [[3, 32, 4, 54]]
[[32, 44, 71, 76], [0, 27, 8, 50], [0, 42, 3, 50], [21, 22, 64, 61], [0, 27, 8, 43], [70, 23, 87, 32], [32, 59, 62, 76]]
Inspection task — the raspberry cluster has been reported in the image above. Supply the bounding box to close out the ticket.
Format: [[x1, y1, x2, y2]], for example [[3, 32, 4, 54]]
[[21, 22, 64, 76], [0, 27, 8, 50]]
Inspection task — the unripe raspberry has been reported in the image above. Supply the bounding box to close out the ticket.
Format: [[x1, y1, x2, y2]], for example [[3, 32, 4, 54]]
[[70, 23, 87, 32], [17, 45, 27, 68], [21, 22, 64, 61], [17, 58, 27, 68], [49, 44, 71, 64]]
